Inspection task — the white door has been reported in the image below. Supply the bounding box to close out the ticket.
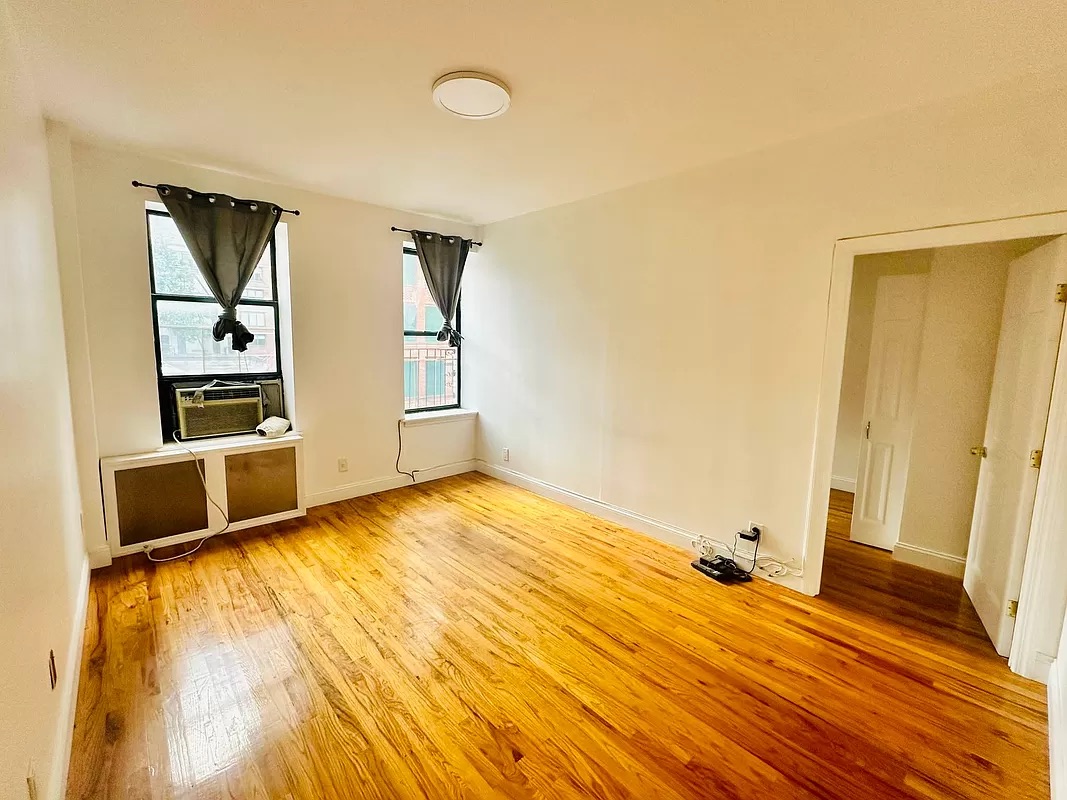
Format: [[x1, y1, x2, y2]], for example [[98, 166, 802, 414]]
[[965, 237, 1067, 657], [851, 273, 929, 550]]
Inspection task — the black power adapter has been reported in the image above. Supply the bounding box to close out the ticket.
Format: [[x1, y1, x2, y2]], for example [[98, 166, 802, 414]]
[[738, 525, 761, 543]]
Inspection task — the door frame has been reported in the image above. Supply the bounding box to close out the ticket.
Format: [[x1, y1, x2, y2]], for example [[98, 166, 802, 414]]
[[802, 210, 1067, 680]]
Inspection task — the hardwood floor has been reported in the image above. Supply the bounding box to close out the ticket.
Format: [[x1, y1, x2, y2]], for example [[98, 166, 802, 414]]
[[822, 489, 993, 653], [67, 474, 1049, 799]]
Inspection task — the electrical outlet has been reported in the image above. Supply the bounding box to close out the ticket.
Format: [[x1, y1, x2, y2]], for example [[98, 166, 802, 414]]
[[337, 458, 349, 473], [502, 447, 510, 462], [747, 521, 765, 539]]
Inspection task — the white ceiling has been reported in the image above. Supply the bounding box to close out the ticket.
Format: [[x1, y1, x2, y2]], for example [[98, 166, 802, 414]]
[[10, 0, 1067, 224]]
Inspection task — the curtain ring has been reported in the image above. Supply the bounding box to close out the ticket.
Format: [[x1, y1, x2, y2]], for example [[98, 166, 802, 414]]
[[229, 199, 236, 207], [208, 195, 216, 204], [250, 203, 258, 211], [186, 192, 193, 200], [159, 186, 171, 196]]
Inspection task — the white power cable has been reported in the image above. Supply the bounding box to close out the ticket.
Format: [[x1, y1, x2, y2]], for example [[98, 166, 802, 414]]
[[395, 418, 466, 484], [691, 534, 803, 578], [143, 432, 231, 563], [754, 558, 803, 578]]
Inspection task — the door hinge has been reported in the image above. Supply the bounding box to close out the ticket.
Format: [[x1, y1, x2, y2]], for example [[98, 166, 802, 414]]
[[1008, 599, 1019, 618], [970, 445, 987, 457], [1030, 449, 1043, 469], [1057, 283, 1067, 303]]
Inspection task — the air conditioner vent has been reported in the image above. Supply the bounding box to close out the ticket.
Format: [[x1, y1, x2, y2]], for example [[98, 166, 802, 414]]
[[176, 384, 264, 439], [182, 386, 262, 402]]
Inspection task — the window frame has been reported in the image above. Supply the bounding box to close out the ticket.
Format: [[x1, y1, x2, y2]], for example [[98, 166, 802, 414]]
[[146, 207, 284, 438], [403, 244, 461, 413]]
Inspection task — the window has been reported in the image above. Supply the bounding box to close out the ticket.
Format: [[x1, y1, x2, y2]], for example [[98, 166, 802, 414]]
[[404, 361, 419, 401], [425, 360, 446, 399], [425, 305, 444, 331], [403, 247, 459, 412], [147, 208, 283, 437]]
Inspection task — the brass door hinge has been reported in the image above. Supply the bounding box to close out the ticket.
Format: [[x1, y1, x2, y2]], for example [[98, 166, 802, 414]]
[[1057, 283, 1067, 303], [1030, 449, 1043, 469], [970, 445, 987, 457], [1008, 599, 1019, 618]]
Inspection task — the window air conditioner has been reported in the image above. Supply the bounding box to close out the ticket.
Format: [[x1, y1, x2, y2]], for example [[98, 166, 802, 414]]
[[176, 384, 264, 439]]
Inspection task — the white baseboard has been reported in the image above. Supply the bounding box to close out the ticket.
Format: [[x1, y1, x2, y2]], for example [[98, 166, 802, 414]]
[[892, 541, 967, 577], [1028, 651, 1057, 685], [1051, 658, 1066, 800], [51, 555, 90, 799], [830, 475, 857, 493], [88, 545, 112, 570], [476, 460, 804, 593], [306, 460, 476, 508]]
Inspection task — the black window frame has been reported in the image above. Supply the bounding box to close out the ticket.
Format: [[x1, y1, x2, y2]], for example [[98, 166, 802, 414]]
[[403, 244, 460, 413], [146, 208, 283, 439]]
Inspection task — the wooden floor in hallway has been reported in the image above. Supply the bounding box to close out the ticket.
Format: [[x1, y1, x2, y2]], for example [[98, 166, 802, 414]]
[[66, 474, 1049, 799], [821, 489, 994, 653]]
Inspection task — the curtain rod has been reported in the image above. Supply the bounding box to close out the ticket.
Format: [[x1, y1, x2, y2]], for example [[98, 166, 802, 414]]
[[391, 226, 482, 247], [131, 181, 301, 216]]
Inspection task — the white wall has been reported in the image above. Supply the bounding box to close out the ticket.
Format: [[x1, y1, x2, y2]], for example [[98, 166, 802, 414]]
[[46, 124, 106, 568], [49, 137, 479, 564], [832, 249, 933, 490], [894, 242, 1023, 572], [465, 67, 1067, 581], [0, 3, 88, 798]]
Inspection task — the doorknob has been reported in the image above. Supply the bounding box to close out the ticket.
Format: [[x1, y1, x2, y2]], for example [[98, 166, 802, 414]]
[[970, 445, 988, 457]]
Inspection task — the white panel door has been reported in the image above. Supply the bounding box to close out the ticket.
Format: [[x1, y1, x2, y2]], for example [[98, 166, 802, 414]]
[[965, 237, 1067, 657], [851, 273, 929, 550]]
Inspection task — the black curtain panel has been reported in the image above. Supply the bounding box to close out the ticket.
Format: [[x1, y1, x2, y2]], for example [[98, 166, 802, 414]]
[[157, 184, 282, 352], [411, 230, 471, 347]]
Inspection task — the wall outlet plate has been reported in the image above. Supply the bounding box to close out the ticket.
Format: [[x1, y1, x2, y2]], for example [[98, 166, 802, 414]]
[[337, 458, 349, 473], [502, 448, 510, 462]]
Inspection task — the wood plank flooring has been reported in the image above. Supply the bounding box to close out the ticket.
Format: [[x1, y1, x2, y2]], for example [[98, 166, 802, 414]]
[[822, 490, 992, 652], [66, 474, 1049, 799]]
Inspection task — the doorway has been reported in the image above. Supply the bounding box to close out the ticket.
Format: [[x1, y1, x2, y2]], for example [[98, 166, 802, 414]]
[[803, 213, 1067, 681], [824, 238, 1062, 655]]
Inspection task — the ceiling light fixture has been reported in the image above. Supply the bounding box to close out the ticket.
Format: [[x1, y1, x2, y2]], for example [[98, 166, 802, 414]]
[[432, 71, 510, 120]]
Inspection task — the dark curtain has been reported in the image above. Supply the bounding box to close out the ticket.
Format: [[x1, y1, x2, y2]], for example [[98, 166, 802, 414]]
[[157, 184, 282, 351], [411, 230, 471, 347]]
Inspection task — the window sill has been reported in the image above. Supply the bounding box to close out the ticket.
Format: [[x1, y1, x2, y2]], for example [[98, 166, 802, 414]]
[[159, 430, 302, 451], [402, 409, 477, 428], [102, 431, 303, 468]]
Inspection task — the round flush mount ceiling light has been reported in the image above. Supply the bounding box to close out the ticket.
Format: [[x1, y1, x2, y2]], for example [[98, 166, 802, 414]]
[[432, 71, 510, 120]]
